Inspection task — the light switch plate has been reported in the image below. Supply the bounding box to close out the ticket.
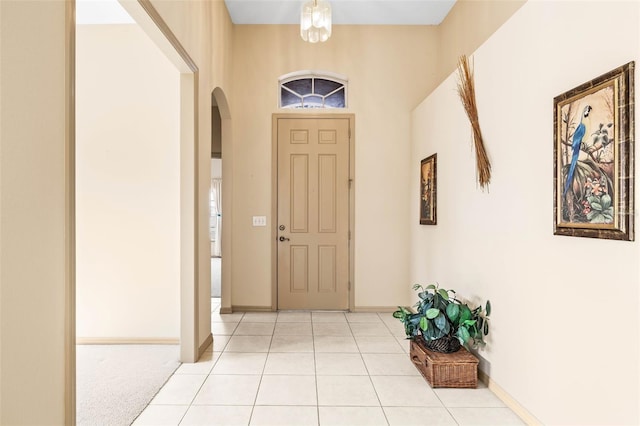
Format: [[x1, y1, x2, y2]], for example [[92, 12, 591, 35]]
[[252, 216, 267, 227]]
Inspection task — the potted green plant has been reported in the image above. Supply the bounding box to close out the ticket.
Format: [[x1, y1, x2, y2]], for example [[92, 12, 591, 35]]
[[393, 284, 491, 353]]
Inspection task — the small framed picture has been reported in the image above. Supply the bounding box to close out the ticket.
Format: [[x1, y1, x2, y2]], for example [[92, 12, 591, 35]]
[[553, 62, 634, 241], [420, 154, 437, 225]]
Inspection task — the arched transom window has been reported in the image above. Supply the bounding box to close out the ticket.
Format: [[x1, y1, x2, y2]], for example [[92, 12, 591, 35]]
[[279, 71, 348, 109]]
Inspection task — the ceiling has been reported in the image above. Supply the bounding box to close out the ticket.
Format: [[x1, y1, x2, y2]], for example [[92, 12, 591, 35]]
[[76, 0, 456, 26], [224, 0, 457, 25], [76, 0, 135, 25]]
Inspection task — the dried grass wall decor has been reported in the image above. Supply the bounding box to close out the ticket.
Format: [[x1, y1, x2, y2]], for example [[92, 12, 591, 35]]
[[457, 55, 491, 190]]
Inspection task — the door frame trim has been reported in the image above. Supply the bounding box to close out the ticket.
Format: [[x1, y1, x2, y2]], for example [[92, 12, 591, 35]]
[[271, 113, 355, 312]]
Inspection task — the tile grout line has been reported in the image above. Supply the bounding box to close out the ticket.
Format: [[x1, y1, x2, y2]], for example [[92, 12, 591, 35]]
[[311, 313, 321, 426], [347, 314, 391, 426], [244, 314, 275, 426], [176, 304, 224, 425], [146, 306, 514, 425], [377, 313, 461, 425], [371, 312, 394, 425]]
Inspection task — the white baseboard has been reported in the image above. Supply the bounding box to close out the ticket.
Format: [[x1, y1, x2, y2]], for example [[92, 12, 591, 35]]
[[352, 306, 397, 313], [76, 337, 179, 345], [198, 334, 213, 358], [231, 305, 275, 312], [478, 370, 542, 426]]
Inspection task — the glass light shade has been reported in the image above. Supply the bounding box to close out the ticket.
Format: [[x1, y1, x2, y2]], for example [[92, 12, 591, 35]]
[[300, 0, 331, 43]]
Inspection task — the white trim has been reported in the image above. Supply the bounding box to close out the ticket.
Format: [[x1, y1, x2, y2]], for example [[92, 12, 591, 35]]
[[76, 338, 180, 345], [279, 69, 348, 84], [478, 370, 542, 426], [198, 334, 214, 357], [352, 306, 397, 313]]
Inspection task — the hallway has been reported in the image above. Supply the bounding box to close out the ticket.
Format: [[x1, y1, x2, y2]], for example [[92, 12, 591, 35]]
[[132, 301, 522, 425]]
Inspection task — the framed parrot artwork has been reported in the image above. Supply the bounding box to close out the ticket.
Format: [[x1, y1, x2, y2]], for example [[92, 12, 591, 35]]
[[420, 154, 437, 225], [553, 61, 634, 241]]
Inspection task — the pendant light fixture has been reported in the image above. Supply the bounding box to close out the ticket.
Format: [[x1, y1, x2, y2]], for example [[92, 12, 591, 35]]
[[300, 0, 332, 43]]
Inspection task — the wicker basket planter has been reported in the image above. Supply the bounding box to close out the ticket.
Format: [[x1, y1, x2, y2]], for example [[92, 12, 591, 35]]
[[422, 335, 461, 353], [410, 338, 478, 388]]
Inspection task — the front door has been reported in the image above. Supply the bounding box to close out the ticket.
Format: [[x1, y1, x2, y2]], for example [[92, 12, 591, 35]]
[[276, 117, 350, 310]]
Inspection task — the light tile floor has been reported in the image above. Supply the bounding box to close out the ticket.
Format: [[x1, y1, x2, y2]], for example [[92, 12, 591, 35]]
[[133, 299, 524, 426]]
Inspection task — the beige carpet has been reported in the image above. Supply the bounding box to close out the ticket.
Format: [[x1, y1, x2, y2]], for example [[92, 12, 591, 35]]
[[76, 345, 180, 426]]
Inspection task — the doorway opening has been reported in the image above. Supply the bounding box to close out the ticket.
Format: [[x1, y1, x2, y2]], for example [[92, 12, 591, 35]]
[[72, 0, 200, 422], [211, 98, 222, 299], [211, 88, 232, 313], [74, 0, 197, 422]]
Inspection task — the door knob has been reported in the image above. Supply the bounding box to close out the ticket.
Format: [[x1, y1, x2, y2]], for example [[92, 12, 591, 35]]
[[279, 236, 290, 242]]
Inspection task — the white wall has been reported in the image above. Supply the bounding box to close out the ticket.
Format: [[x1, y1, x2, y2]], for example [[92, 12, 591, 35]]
[[76, 24, 180, 339], [411, 1, 639, 424], [211, 158, 222, 179]]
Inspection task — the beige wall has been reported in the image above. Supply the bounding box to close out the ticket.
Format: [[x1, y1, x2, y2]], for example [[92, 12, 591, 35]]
[[76, 24, 180, 340], [150, 0, 234, 348], [411, 1, 639, 424], [231, 25, 439, 309], [0, 0, 233, 421], [0, 1, 72, 423], [436, 0, 525, 86], [229, 1, 525, 310], [1, 0, 592, 421]]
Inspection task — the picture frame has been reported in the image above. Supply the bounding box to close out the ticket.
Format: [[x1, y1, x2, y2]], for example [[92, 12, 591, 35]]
[[553, 62, 634, 241], [420, 154, 437, 225]]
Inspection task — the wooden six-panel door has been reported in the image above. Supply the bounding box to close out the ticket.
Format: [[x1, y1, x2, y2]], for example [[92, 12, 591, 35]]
[[277, 117, 350, 310]]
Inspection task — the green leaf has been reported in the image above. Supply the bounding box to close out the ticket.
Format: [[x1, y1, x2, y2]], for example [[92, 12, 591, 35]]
[[440, 321, 451, 335], [601, 194, 612, 209], [485, 300, 491, 316], [477, 317, 484, 331], [459, 305, 471, 323], [426, 308, 440, 319], [484, 320, 490, 335], [590, 201, 603, 211], [412, 284, 422, 291], [392, 309, 404, 319], [587, 210, 599, 221], [434, 312, 447, 330], [419, 316, 428, 331], [423, 324, 434, 340], [463, 319, 477, 326], [590, 213, 607, 224], [446, 303, 460, 322], [457, 327, 471, 343], [437, 289, 449, 300], [426, 284, 436, 290]]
